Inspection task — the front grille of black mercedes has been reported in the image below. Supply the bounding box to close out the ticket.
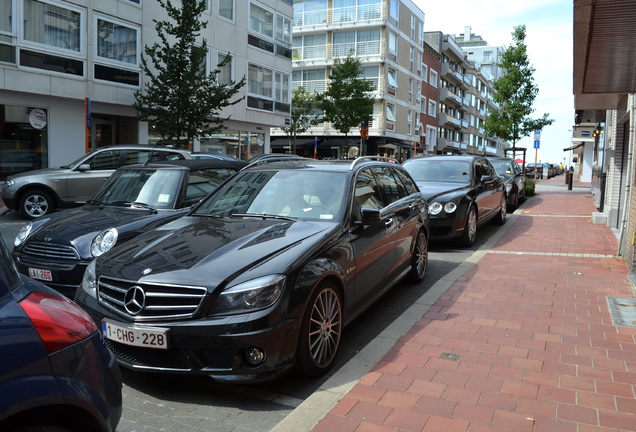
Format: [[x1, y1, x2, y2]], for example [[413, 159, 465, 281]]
[[23, 241, 79, 261], [98, 276, 208, 322], [105, 339, 232, 370]]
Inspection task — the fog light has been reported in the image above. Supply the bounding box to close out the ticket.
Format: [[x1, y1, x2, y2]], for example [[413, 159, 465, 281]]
[[246, 347, 266, 365]]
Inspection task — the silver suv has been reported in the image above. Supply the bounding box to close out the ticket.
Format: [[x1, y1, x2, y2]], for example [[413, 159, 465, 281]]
[[1, 145, 191, 219]]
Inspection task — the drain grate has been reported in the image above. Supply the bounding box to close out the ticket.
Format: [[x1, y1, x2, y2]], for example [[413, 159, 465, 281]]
[[606, 297, 636, 328]]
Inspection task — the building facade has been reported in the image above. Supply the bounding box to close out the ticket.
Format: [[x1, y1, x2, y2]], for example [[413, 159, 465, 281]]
[[272, 0, 425, 160], [418, 39, 440, 155], [0, 0, 293, 173]]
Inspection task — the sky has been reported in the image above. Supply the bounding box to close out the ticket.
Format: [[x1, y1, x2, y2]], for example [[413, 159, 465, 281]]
[[413, 0, 574, 165]]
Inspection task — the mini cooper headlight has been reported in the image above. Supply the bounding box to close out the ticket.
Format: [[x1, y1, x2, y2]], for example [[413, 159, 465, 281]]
[[14, 222, 33, 247], [81, 260, 97, 298], [91, 228, 118, 257], [210, 274, 286, 315]]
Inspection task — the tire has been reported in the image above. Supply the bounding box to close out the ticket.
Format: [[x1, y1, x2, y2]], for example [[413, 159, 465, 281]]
[[459, 206, 477, 247], [19, 189, 55, 219], [409, 230, 428, 282], [508, 193, 517, 213], [494, 195, 507, 225], [296, 282, 342, 377]]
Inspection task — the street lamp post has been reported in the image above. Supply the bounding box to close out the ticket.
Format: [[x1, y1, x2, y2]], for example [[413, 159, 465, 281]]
[[291, 113, 299, 156]]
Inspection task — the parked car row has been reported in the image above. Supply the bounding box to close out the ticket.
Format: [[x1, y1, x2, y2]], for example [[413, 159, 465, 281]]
[[1, 151, 517, 401]]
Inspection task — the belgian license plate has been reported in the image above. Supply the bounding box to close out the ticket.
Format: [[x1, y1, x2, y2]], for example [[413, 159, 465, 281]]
[[101, 320, 169, 350], [28, 267, 53, 282]]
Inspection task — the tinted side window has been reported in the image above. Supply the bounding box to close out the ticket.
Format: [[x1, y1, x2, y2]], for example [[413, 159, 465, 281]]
[[393, 168, 418, 195], [353, 168, 384, 221], [371, 166, 403, 204], [481, 159, 495, 176], [183, 169, 236, 207], [86, 150, 123, 170]]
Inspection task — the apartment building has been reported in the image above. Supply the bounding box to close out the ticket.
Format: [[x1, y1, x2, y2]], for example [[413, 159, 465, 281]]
[[457, 26, 504, 81], [424, 31, 504, 156], [418, 39, 440, 155], [272, 0, 424, 160], [0, 0, 293, 172]]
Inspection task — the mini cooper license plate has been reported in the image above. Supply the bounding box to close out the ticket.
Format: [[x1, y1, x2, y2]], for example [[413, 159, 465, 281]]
[[28, 267, 53, 282], [102, 320, 169, 350]]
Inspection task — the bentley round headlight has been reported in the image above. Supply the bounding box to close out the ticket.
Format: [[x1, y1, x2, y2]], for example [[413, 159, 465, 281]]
[[444, 202, 458, 213], [428, 202, 443, 215], [14, 222, 33, 247], [91, 228, 118, 257]]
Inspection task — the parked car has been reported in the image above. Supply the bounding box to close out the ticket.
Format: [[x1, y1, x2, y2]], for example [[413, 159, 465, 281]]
[[246, 153, 303, 165], [0, 232, 122, 432], [403, 155, 506, 247], [12, 159, 245, 298], [525, 162, 541, 178], [190, 152, 242, 162], [1, 144, 192, 220], [75, 157, 429, 383], [488, 156, 526, 211]]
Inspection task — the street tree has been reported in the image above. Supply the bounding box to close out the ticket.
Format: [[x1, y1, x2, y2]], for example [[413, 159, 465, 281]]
[[133, 0, 245, 148], [484, 25, 554, 158], [281, 87, 319, 154], [318, 53, 375, 148]]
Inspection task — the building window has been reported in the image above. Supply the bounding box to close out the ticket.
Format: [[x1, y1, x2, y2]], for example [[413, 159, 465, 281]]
[[249, 3, 273, 38], [217, 51, 233, 86], [293, 34, 326, 60], [219, 0, 234, 20], [409, 45, 414, 71], [386, 104, 396, 122], [0, 0, 16, 63], [332, 29, 380, 58], [388, 31, 398, 57], [408, 78, 413, 103], [292, 68, 326, 94], [275, 13, 292, 57], [387, 68, 397, 88], [483, 50, 492, 63], [421, 63, 428, 82], [248, 63, 290, 114], [96, 18, 139, 65], [410, 15, 415, 39], [407, 110, 412, 135], [428, 100, 437, 117], [22, 0, 83, 54], [429, 69, 438, 88], [420, 96, 426, 113], [389, 0, 399, 23]]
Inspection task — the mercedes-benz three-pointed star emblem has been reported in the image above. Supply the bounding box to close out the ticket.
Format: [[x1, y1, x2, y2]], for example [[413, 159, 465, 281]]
[[123, 286, 146, 315]]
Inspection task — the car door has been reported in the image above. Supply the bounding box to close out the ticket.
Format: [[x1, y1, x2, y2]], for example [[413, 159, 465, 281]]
[[64, 149, 124, 203], [349, 168, 397, 308], [473, 159, 497, 219], [371, 166, 422, 274]]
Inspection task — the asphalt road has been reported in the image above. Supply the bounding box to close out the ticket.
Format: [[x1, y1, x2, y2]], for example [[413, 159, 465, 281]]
[[0, 209, 503, 432]]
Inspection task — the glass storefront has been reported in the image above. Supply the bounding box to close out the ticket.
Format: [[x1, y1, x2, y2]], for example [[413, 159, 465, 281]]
[[0, 104, 48, 179]]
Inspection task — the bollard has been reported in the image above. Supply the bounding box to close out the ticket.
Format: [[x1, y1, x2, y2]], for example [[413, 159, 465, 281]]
[[565, 171, 569, 184], [567, 171, 573, 190]]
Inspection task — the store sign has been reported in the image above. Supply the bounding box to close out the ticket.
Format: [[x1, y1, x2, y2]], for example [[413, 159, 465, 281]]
[[28, 109, 47, 129]]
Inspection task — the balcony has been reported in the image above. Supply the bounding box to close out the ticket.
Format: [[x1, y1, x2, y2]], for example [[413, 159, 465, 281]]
[[293, 2, 385, 31], [439, 112, 461, 128], [439, 87, 462, 106], [441, 63, 464, 84]]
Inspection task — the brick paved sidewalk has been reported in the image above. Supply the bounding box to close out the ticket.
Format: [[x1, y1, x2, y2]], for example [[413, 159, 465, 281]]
[[307, 181, 636, 432]]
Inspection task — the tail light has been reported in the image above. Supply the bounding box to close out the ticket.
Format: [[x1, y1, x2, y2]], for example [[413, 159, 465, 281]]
[[19, 291, 98, 354]]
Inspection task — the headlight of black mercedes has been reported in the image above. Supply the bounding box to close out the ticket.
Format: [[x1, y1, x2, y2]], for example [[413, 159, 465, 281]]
[[209, 274, 286, 315]]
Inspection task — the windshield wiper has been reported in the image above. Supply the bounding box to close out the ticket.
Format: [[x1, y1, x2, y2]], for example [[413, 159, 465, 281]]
[[86, 199, 104, 207], [231, 213, 294, 221], [110, 201, 157, 213]]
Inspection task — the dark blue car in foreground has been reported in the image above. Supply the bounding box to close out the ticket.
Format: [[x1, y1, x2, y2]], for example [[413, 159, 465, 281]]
[[0, 233, 122, 432]]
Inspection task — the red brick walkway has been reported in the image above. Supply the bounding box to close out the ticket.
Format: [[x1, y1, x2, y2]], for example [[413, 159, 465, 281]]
[[310, 180, 636, 432]]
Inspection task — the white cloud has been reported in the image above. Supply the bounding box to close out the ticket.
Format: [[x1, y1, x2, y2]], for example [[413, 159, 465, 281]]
[[413, 0, 574, 164]]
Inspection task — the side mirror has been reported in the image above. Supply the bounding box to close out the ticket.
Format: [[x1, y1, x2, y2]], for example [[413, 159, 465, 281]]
[[360, 208, 382, 224], [480, 175, 493, 183], [78, 163, 91, 172]]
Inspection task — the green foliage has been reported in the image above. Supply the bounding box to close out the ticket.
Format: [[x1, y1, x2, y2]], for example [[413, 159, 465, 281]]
[[133, 0, 245, 146], [525, 176, 536, 196], [281, 87, 319, 140], [317, 53, 375, 144], [484, 25, 554, 152]]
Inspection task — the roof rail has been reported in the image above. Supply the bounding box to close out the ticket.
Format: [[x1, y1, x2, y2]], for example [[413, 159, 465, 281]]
[[348, 156, 399, 170]]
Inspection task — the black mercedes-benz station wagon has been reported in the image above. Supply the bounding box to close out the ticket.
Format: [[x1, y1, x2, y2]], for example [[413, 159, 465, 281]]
[[75, 157, 430, 383]]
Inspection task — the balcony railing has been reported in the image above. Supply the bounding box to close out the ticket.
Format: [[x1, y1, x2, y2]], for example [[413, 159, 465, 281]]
[[332, 40, 381, 58], [293, 2, 385, 29]]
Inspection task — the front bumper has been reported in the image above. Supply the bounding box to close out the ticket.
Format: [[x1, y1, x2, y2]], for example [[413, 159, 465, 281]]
[[13, 253, 88, 299], [428, 214, 464, 241], [75, 289, 300, 384]]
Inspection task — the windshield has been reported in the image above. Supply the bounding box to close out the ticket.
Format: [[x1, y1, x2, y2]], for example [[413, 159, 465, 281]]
[[404, 159, 472, 184], [491, 160, 514, 176], [92, 169, 182, 209], [194, 170, 348, 220]]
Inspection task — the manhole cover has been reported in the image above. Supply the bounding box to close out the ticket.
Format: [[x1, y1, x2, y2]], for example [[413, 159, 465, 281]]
[[606, 297, 636, 328]]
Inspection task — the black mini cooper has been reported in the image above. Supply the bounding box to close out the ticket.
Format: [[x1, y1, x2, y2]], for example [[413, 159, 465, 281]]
[[75, 157, 429, 383]]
